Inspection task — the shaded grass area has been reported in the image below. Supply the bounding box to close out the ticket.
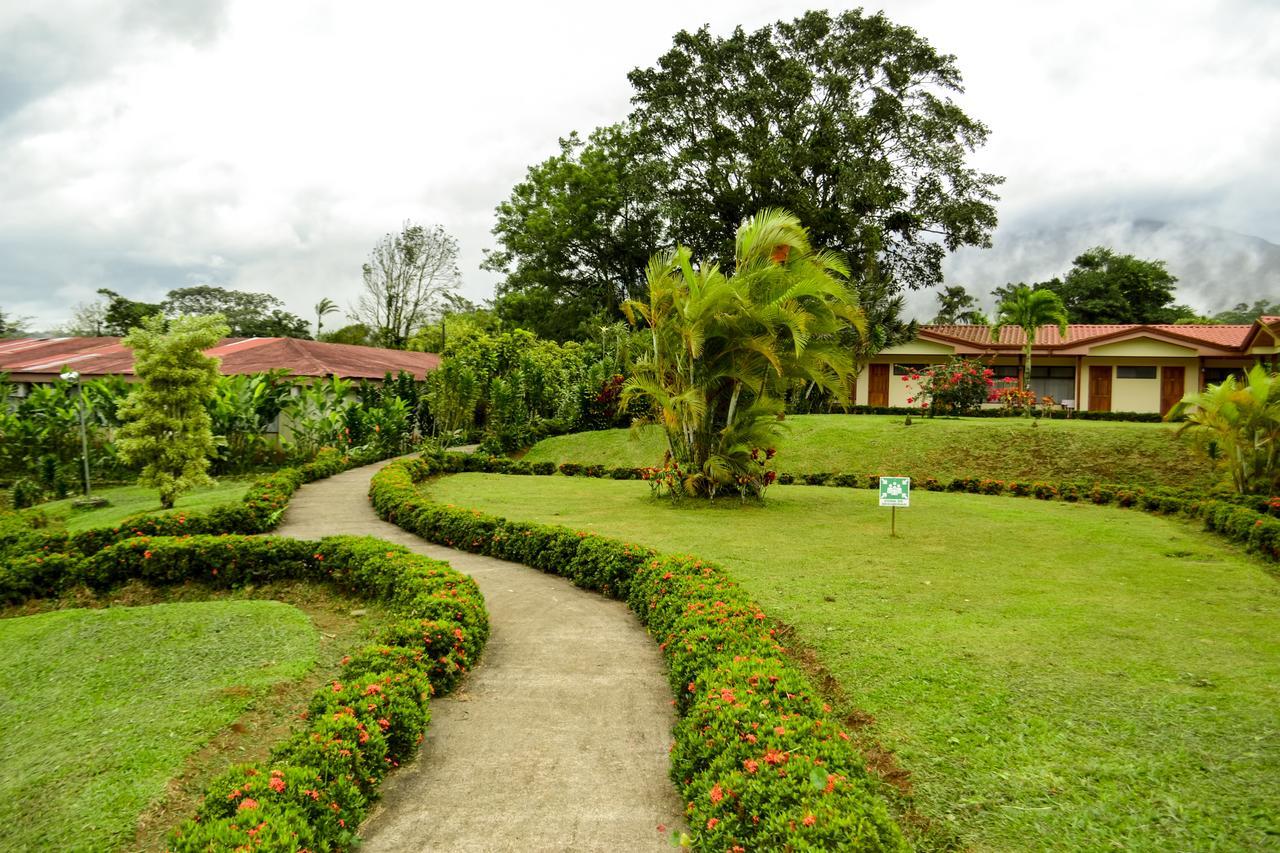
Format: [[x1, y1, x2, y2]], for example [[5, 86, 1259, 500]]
[[32, 479, 252, 533], [524, 414, 1212, 489], [0, 600, 317, 852], [427, 474, 1280, 851]]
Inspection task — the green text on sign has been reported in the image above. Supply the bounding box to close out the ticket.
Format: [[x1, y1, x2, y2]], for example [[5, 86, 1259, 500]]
[[879, 476, 910, 508]]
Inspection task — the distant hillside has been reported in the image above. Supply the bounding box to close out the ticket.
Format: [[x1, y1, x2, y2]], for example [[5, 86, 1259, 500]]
[[936, 219, 1280, 316]]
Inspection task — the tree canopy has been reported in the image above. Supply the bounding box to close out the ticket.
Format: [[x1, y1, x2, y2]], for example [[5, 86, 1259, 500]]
[[1029, 247, 1195, 324], [932, 285, 987, 324], [354, 221, 461, 349], [487, 9, 1001, 340], [163, 285, 310, 338], [1212, 299, 1280, 324]]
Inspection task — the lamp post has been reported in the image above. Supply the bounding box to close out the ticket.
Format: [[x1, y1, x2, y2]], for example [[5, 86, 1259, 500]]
[[59, 370, 98, 505]]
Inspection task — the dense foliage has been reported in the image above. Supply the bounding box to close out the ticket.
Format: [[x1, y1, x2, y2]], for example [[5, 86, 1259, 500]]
[[990, 285, 1068, 415], [1170, 365, 1280, 494], [117, 315, 228, 508], [487, 9, 1000, 339], [370, 457, 907, 850], [622, 210, 864, 499]]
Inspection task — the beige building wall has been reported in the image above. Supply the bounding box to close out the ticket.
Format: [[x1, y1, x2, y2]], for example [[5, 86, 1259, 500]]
[[1079, 356, 1200, 413]]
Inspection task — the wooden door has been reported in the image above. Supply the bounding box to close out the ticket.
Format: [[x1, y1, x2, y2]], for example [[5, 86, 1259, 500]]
[[1161, 366, 1185, 416], [868, 364, 890, 407], [1088, 366, 1112, 412]]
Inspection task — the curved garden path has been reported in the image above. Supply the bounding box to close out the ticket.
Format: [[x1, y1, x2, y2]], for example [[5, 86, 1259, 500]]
[[273, 459, 684, 851]]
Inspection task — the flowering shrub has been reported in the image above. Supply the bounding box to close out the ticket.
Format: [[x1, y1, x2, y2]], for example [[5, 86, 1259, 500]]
[[993, 385, 1038, 414], [368, 457, 907, 851], [904, 358, 1006, 416]]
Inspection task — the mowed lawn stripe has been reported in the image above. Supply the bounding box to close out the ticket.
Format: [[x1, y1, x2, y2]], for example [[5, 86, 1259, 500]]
[[425, 474, 1280, 851]]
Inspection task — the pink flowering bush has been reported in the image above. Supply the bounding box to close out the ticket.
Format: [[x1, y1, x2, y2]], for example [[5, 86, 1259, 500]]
[[903, 358, 1005, 416]]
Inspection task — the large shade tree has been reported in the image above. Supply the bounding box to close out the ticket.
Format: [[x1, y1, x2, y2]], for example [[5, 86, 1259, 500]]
[[487, 9, 1001, 339], [622, 209, 865, 498], [991, 284, 1068, 415]]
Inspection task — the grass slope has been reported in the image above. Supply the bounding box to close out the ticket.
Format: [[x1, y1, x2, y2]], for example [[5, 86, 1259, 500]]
[[34, 479, 251, 532], [0, 600, 317, 851], [524, 415, 1211, 489], [427, 474, 1280, 851]]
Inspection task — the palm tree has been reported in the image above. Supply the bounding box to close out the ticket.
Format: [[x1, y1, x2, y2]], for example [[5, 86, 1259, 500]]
[[622, 208, 865, 498], [1169, 365, 1280, 494], [990, 285, 1069, 415], [314, 298, 339, 338]]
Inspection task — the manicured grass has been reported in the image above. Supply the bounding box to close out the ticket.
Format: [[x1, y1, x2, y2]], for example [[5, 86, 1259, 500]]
[[427, 474, 1280, 851], [524, 414, 1212, 489], [0, 600, 317, 852], [34, 479, 251, 532]]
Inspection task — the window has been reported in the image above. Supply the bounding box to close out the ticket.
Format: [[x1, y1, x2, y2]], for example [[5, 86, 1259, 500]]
[[1204, 367, 1246, 386], [892, 363, 930, 376], [989, 365, 1021, 380], [1115, 366, 1157, 379], [1028, 366, 1075, 403]]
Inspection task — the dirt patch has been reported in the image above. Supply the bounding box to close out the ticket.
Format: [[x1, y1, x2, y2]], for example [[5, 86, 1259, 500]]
[[771, 621, 964, 851]]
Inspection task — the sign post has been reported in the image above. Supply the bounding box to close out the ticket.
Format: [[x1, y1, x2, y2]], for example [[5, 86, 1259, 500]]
[[878, 476, 910, 536]]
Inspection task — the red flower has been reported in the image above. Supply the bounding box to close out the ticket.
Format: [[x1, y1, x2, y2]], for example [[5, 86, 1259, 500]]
[[268, 776, 286, 793], [743, 758, 759, 774], [237, 798, 259, 811], [802, 814, 816, 827], [710, 783, 724, 804], [706, 818, 719, 830]]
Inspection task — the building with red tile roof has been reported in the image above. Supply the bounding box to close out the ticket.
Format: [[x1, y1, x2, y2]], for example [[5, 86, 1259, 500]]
[[0, 336, 440, 385], [857, 318, 1280, 415]]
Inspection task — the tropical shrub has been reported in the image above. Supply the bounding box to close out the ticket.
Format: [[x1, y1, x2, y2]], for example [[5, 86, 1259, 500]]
[[117, 314, 229, 508], [1169, 365, 1280, 494], [622, 209, 865, 499]]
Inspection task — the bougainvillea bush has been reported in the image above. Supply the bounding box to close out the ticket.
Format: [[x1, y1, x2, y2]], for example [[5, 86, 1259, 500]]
[[903, 358, 1008, 416]]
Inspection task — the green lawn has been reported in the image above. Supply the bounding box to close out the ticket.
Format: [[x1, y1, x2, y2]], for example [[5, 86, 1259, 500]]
[[34, 479, 251, 532], [524, 414, 1212, 490], [427, 474, 1280, 851], [0, 601, 317, 851]]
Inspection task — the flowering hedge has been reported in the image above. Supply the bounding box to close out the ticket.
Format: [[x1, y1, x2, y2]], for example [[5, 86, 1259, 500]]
[[3, 529, 487, 851], [369, 457, 907, 851], [0, 447, 392, 602]]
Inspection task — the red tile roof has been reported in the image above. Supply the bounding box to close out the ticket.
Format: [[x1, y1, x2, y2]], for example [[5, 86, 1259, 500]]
[[920, 323, 1256, 351], [0, 337, 440, 381]]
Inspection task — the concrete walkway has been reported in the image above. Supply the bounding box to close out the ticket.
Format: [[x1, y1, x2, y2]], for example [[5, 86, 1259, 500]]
[[273, 460, 684, 851]]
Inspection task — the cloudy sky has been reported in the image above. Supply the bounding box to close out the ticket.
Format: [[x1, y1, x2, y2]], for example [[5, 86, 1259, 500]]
[[2, 0, 1277, 331]]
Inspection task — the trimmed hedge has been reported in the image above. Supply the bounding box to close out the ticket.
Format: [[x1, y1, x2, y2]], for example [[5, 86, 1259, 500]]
[[0, 447, 393, 602], [370, 457, 907, 851], [3, 531, 487, 852], [809, 405, 1165, 422], [0, 448, 490, 852], [435, 452, 1280, 565]]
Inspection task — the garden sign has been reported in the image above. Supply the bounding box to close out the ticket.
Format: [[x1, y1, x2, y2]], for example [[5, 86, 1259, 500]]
[[878, 476, 910, 536]]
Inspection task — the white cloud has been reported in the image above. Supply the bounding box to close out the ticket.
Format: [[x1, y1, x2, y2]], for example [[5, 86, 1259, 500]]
[[1, 0, 1277, 329]]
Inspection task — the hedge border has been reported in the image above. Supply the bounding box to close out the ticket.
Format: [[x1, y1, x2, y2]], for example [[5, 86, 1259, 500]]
[[0, 448, 490, 852], [435, 453, 1280, 565], [370, 456, 908, 851], [4, 532, 487, 851], [1, 446, 394, 602]]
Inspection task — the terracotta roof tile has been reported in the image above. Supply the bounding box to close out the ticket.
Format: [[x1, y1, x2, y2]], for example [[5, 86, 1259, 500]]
[[0, 337, 440, 381], [920, 323, 1254, 350]]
